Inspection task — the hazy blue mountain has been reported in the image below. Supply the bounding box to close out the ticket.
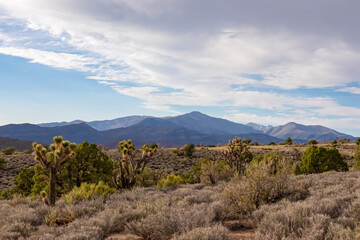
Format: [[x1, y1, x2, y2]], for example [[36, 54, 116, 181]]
[[38, 116, 149, 131], [102, 127, 282, 148], [1, 112, 355, 147], [0, 116, 282, 148], [246, 122, 273, 132], [86, 116, 150, 130], [38, 120, 85, 128], [265, 122, 355, 142], [0, 123, 101, 144], [166, 111, 261, 135]]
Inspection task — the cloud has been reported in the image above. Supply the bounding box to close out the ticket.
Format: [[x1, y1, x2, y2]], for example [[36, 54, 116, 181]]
[[337, 87, 360, 95], [0, 0, 360, 130]]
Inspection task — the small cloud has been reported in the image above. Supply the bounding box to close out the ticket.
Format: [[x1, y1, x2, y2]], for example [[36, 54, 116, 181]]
[[337, 87, 360, 95]]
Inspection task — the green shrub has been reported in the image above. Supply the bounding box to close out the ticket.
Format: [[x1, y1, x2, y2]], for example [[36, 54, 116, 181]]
[[357, 138, 360, 145], [136, 167, 158, 187], [298, 146, 348, 174], [354, 145, 360, 171], [157, 174, 185, 188], [190, 158, 235, 184], [190, 158, 211, 183], [14, 167, 35, 196], [58, 141, 115, 192], [285, 137, 293, 145], [200, 160, 235, 184], [339, 138, 350, 144], [0, 189, 15, 200], [183, 144, 195, 157], [63, 181, 115, 204], [2, 146, 16, 155], [23, 148, 33, 154], [0, 158, 6, 169], [308, 139, 318, 145], [268, 142, 276, 145]]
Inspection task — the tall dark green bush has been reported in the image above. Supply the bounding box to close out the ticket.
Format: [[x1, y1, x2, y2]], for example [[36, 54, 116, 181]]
[[354, 145, 360, 171], [298, 146, 348, 174], [183, 143, 195, 157], [58, 141, 115, 192], [14, 141, 115, 197], [14, 167, 35, 196], [0, 158, 6, 169], [285, 137, 293, 145]]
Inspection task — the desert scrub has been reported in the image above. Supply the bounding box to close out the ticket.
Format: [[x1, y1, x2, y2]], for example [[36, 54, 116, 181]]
[[157, 174, 185, 188], [223, 156, 295, 218], [0, 181, 226, 239], [171, 224, 230, 240], [44, 206, 75, 226], [127, 202, 220, 240], [253, 171, 360, 239], [198, 159, 235, 184], [62, 181, 115, 204], [0, 198, 50, 239], [2, 146, 16, 155]]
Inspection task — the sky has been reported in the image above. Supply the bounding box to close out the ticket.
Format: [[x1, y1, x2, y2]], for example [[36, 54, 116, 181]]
[[0, 0, 360, 136]]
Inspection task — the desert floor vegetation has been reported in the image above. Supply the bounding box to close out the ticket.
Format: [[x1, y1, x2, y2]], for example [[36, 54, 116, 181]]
[[2, 171, 360, 239], [1, 138, 360, 239]]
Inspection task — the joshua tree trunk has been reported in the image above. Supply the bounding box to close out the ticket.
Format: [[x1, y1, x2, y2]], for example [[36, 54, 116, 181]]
[[49, 168, 57, 206]]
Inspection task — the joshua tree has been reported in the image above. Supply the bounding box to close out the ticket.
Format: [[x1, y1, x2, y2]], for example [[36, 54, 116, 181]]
[[113, 140, 157, 189], [33, 136, 76, 206], [222, 136, 252, 176]]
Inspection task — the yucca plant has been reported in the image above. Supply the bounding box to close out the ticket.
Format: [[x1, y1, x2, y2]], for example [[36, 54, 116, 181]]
[[113, 140, 157, 189], [221, 136, 252, 176], [33, 136, 76, 206]]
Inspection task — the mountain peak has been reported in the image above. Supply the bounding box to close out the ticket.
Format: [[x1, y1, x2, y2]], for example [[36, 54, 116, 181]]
[[184, 111, 209, 117]]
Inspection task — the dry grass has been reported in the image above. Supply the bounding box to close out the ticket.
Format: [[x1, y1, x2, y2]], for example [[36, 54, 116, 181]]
[[253, 171, 360, 239], [1, 171, 360, 239], [1, 144, 360, 239]]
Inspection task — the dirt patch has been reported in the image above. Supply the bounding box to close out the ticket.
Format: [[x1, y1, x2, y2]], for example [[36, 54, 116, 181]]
[[229, 229, 255, 240], [107, 232, 143, 240]]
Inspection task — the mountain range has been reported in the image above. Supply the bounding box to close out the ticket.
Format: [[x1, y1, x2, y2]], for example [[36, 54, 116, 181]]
[[0, 111, 356, 148]]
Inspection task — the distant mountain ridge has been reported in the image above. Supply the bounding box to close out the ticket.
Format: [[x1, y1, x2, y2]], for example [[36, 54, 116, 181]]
[[246, 123, 273, 132], [38, 116, 149, 131], [0, 112, 356, 147], [264, 122, 355, 142], [0, 137, 33, 151], [0, 112, 280, 147]]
